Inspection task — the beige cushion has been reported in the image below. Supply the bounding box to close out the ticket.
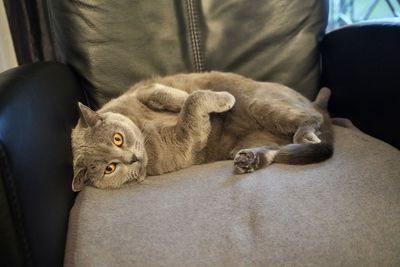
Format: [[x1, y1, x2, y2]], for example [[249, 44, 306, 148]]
[[64, 126, 400, 267]]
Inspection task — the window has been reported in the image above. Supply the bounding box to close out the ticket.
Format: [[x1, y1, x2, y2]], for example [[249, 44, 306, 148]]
[[327, 0, 400, 31]]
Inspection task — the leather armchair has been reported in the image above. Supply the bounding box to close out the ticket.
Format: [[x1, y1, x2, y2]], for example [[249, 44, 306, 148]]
[[0, 63, 85, 266], [0, 2, 399, 267]]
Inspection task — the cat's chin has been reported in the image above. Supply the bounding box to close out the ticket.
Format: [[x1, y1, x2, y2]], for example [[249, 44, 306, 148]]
[[137, 163, 147, 182], [125, 175, 145, 184], [125, 170, 147, 185], [134, 176, 146, 183]]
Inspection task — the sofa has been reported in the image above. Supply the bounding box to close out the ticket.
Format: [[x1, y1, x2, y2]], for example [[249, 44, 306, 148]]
[[1, 0, 399, 266]]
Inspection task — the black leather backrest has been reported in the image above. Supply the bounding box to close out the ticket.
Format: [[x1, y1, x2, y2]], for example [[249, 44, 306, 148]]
[[48, 0, 328, 108], [321, 19, 400, 148]]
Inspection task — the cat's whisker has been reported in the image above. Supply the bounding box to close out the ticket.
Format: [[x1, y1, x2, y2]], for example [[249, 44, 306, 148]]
[[129, 167, 145, 183], [143, 134, 151, 144], [126, 171, 134, 183]]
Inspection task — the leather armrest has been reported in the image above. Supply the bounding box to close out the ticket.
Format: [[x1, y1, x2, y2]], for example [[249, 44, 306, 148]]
[[0, 62, 85, 266], [321, 19, 400, 148]]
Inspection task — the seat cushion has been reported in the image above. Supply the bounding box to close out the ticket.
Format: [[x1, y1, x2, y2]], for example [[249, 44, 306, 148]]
[[64, 126, 400, 267]]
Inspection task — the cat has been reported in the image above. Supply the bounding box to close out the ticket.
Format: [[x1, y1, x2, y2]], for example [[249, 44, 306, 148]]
[[71, 71, 333, 191]]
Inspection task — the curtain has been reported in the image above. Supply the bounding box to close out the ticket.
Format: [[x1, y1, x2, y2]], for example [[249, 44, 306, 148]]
[[3, 0, 57, 65]]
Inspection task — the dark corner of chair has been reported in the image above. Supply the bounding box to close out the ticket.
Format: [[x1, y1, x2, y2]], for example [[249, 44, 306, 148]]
[[0, 62, 86, 266], [321, 19, 400, 148]]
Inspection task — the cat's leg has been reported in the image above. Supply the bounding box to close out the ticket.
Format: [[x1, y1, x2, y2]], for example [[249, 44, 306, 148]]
[[251, 101, 324, 145], [136, 83, 190, 112], [228, 131, 288, 159], [232, 118, 327, 174], [233, 116, 333, 174], [227, 131, 280, 173], [233, 146, 280, 174], [293, 87, 332, 144], [175, 90, 235, 151], [232, 87, 333, 174]]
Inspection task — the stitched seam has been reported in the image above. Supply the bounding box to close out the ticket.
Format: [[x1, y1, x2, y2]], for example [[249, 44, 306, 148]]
[[0, 142, 33, 266], [46, 0, 92, 108], [186, 0, 205, 72]]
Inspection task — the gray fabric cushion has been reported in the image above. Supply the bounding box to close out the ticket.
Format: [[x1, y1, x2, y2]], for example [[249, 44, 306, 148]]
[[64, 126, 400, 267]]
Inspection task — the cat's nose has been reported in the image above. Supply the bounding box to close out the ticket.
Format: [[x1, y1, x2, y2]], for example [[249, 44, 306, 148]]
[[128, 154, 139, 164]]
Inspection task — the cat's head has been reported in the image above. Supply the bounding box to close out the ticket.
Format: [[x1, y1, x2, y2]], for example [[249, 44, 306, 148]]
[[71, 103, 148, 191]]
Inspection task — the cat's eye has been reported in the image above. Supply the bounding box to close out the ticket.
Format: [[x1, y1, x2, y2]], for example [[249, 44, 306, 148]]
[[113, 133, 124, 147], [104, 163, 117, 174]]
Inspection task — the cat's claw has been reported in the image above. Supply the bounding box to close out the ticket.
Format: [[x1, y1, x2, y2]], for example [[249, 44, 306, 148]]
[[233, 149, 259, 174]]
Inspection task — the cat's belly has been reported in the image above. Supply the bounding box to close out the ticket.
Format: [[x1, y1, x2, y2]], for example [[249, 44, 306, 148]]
[[148, 111, 178, 126], [199, 115, 238, 163]]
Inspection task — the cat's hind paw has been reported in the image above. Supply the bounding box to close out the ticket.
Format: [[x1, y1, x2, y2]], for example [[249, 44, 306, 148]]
[[294, 131, 321, 144], [233, 149, 259, 174]]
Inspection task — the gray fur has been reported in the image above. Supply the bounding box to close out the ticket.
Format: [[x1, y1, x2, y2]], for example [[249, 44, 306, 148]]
[[71, 72, 333, 191]]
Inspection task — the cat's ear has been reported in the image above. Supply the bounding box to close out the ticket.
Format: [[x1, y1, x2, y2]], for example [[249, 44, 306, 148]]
[[72, 168, 90, 192], [78, 102, 102, 128]]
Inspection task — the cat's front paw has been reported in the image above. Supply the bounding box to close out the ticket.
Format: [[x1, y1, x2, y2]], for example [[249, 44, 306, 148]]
[[213, 91, 236, 112], [189, 90, 235, 113], [233, 149, 259, 174]]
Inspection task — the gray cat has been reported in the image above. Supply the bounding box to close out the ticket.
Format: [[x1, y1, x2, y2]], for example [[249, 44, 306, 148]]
[[71, 72, 333, 191]]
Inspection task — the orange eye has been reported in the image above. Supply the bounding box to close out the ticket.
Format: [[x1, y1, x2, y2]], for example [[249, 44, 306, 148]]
[[113, 133, 123, 147], [104, 163, 117, 174]]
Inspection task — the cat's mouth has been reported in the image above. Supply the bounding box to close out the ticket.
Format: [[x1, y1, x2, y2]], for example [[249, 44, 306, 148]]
[[125, 173, 140, 183], [126, 164, 147, 184], [134, 176, 145, 183], [125, 175, 145, 185]]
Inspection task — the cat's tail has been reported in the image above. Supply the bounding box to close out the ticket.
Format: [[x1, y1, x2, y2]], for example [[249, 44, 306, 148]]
[[273, 87, 334, 165], [273, 116, 333, 164]]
